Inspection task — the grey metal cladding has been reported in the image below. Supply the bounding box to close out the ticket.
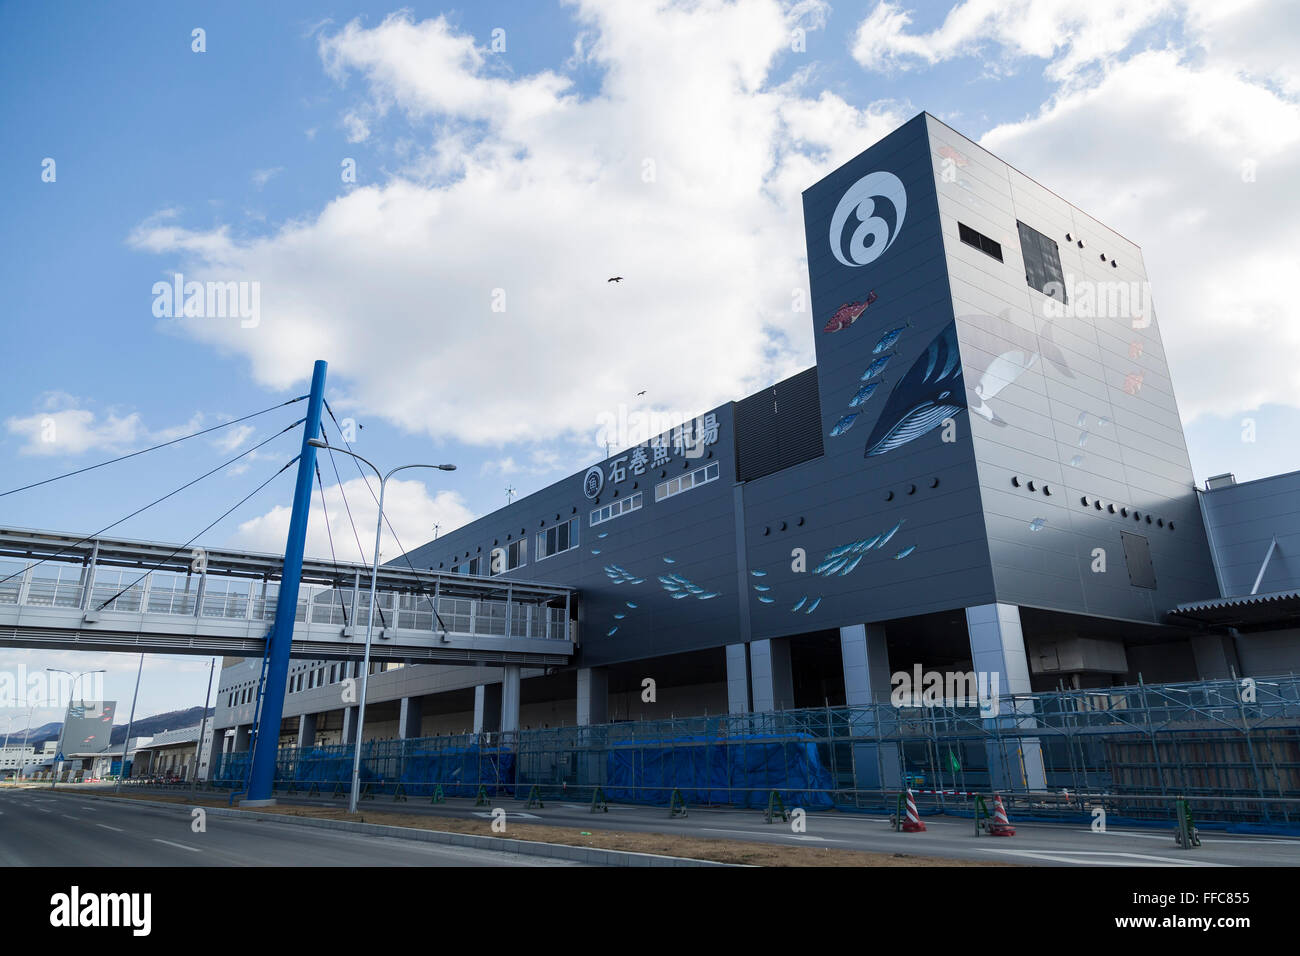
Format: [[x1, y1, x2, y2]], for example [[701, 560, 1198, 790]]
[[1201, 472, 1300, 596], [926, 113, 1219, 619]]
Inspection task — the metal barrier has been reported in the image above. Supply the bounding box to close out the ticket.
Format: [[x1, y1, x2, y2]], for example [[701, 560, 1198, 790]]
[[205, 674, 1300, 831]]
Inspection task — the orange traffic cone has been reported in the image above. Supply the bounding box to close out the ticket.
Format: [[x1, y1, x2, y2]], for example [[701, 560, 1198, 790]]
[[902, 788, 927, 832], [988, 794, 1015, 836]]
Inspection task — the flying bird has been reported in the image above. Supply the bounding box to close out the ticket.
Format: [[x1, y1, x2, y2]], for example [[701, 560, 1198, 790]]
[[607, 276, 623, 283], [636, 390, 646, 396]]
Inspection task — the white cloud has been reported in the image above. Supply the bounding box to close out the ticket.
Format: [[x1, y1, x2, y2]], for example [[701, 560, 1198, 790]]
[[848, 0, 1300, 424], [128, 2, 905, 449], [252, 166, 284, 187], [228, 475, 474, 563], [851, 0, 1178, 83], [6, 405, 144, 457]]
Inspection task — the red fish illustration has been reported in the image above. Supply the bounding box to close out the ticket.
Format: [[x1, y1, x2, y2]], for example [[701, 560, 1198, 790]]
[[822, 290, 878, 333], [938, 145, 969, 167]]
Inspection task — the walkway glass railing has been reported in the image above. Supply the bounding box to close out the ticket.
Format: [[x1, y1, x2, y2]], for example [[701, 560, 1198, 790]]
[[0, 558, 568, 641]]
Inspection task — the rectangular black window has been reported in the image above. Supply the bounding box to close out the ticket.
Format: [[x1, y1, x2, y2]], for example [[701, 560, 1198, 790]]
[[1017, 220, 1067, 303], [537, 516, 579, 560], [958, 222, 1003, 262]]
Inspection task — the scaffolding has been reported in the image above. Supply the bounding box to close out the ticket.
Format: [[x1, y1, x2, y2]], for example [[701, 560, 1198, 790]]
[[210, 674, 1300, 831]]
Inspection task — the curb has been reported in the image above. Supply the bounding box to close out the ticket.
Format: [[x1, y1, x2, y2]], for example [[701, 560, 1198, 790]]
[[57, 792, 740, 867]]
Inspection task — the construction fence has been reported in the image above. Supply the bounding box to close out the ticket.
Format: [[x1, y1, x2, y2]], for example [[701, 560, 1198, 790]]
[[210, 674, 1300, 832]]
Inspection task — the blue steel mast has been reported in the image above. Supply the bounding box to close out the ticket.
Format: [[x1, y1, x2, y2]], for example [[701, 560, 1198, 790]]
[[246, 359, 327, 803]]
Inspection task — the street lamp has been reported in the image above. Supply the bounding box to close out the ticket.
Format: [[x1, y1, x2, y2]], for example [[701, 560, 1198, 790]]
[[306, 437, 455, 813], [45, 668, 106, 786]]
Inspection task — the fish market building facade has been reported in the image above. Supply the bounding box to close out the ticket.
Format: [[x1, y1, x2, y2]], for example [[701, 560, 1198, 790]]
[[211, 113, 1300, 770]]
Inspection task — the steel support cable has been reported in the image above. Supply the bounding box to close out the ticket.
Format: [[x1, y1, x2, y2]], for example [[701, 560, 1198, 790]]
[[93, 454, 301, 611], [314, 462, 349, 627], [0, 418, 306, 589], [0, 395, 308, 500], [322, 401, 450, 635], [315, 416, 386, 628]]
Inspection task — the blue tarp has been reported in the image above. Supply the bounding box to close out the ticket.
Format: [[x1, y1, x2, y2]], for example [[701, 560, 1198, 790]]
[[604, 733, 835, 809]]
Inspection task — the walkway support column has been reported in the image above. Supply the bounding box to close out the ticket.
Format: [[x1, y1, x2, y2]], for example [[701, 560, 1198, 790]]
[[500, 666, 521, 734], [246, 360, 327, 804]]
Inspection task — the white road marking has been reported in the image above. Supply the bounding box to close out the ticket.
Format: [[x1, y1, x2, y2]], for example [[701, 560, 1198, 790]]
[[97, 824, 124, 832], [153, 838, 201, 853], [471, 811, 540, 820], [975, 848, 1229, 867], [61, 814, 79, 821], [37, 808, 51, 813], [80, 806, 96, 812]]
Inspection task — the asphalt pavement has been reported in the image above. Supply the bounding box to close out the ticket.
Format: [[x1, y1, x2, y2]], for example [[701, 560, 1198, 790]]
[[0, 787, 584, 867]]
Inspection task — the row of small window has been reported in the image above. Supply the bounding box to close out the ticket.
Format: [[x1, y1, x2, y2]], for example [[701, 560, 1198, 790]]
[[655, 461, 720, 502], [591, 492, 642, 526], [958, 220, 1069, 305], [455, 462, 721, 571]]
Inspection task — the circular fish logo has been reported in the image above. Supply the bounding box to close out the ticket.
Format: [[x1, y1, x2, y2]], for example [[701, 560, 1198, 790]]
[[829, 171, 907, 267], [583, 466, 604, 499]]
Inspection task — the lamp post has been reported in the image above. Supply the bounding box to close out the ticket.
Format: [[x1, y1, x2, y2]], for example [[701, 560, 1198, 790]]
[[115, 654, 145, 793], [306, 437, 455, 813], [45, 668, 106, 786]]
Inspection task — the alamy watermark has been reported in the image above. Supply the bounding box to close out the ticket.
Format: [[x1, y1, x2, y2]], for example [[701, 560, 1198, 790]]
[[891, 667, 1000, 717], [152, 272, 260, 328], [0, 666, 105, 710], [1042, 275, 1153, 327]]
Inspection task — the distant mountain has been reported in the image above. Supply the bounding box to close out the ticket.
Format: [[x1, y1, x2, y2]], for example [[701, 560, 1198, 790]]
[[5, 722, 61, 746], [18, 707, 213, 750]]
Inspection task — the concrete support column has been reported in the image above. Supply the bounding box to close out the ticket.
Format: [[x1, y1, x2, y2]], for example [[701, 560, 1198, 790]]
[[1190, 633, 1240, 680], [341, 706, 359, 747], [398, 696, 423, 739], [232, 725, 251, 753], [840, 623, 902, 790], [296, 713, 317, 749], [965, 603, 1047, 792], [500, 665, 521, 734], [474, 684, 502, 735], [725, 643, 751, 714], [749, 637, 794, 713], [576, 668, 609, 726]]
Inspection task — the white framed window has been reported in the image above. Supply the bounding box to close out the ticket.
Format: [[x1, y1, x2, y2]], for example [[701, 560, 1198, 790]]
[[655, 461, 720, 502], [537, 516, 580, 560], [590, 492, 642, 526], [490, 538, 528, 576]]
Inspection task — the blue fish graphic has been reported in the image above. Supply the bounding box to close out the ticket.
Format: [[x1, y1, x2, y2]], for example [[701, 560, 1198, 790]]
[[830, 413, 859, 437], [894, 545, 916, 559], [750, 569, 767, 577], [849, 383, 879, 407], [805, 597, 822, 613], [861, 355, 893, 381], [791, 596, 807, 612], [873, 326, 907, 354], [864, 323, 966, 457], [758, 595, 776, 604]]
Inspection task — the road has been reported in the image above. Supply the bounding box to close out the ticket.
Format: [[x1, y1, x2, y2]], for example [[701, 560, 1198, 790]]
[[0, 787, 585, 867], [99, 787, 1300, 868]]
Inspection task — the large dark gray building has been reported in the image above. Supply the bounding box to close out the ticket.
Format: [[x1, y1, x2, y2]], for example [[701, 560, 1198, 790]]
[[211, 113, 1300, 771]]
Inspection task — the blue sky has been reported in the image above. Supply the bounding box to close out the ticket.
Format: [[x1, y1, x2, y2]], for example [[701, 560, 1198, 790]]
[[2, 0, 1297, 725]]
